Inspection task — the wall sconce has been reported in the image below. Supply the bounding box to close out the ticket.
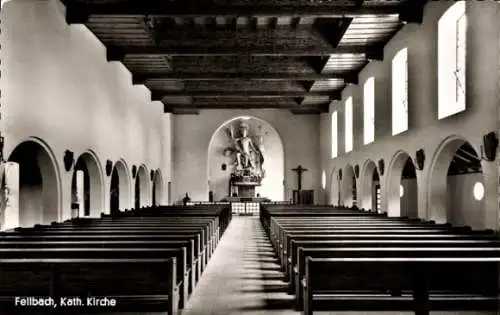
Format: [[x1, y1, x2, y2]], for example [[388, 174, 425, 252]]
[[0, 135, 4, 161], [63, 150, 74, 172], [105, 160, 113, 176], [378, 159, 385, 176], [481, 131, 498, 161], [416, 149, 425, 170]]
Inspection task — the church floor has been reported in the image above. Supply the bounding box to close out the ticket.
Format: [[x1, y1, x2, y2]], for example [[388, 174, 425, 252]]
[[180, 216, 493, 315]]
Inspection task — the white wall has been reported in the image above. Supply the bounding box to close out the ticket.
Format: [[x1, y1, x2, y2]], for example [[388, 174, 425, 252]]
[[400, 178, 418, 218], [447, 173, 485, 228], [320, 1, 499, 230], [0, 0, 168, 225], [173, 109, 320, 203], [208, 117, 284, 201]]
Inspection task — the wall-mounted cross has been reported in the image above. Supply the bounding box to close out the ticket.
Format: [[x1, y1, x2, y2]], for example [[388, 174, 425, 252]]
[[292, 165, 308, 191]]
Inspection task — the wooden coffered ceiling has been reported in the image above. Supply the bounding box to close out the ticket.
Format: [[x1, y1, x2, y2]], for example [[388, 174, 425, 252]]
[[63, 0, 427, 115]]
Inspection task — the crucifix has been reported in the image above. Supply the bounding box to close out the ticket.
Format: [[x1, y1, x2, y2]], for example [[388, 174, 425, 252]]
[[292, 165, 308, 204]]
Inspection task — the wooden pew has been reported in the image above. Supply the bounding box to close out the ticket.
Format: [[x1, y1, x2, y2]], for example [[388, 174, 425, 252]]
[[0, 239, 197, 302], [280, 232, 497, 276], [289, 238, 500, 294], [277, 228, 481, 273], [90, 216, 220, 255], [0, 258, 179, 315], [0, 204, 230, 313], [0, 233, 205, 284], [8, 227, 210, 268], [37, 222, 216, 262], [303, 257, 500, 315], [295, 246, 500, 310], [0, 247, 188, 310]]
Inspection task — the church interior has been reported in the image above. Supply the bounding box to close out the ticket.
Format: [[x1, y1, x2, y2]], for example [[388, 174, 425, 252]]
[[0, 0, 499, 314]]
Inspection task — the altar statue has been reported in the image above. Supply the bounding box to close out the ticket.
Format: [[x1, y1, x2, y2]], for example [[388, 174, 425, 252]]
[[235, 122, 257, 171], [224, 121, 265, 178]]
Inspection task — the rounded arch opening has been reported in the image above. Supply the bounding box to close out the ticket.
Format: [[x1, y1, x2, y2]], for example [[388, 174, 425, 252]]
[[428, 136, 483, 227], [135, 165, 151, 209], [387, 151, 418, 218], [207, 116, 285, 201], [152, 169, 164, 206], [341, 165, 356, 207], [7, 139, 61, 227], [360, 160, 380, 212], [110, 159, 131, 214], [71, 151, 104, 218]]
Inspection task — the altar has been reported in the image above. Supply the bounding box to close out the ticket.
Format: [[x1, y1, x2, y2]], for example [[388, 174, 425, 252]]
[[229, 173, 261, 198], [223, 120, 266, 199]]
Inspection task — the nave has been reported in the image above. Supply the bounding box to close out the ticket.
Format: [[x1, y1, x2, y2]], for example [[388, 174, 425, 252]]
[[0, 203, 498, 315]]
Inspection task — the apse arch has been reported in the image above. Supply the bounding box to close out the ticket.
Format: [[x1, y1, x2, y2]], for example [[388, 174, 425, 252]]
[[341, 164, 356, 207], [386, 150, 418, 218], [427, 135, 483, 226], [135, 164, 151, 208], [153, 169, 164, 206], [71, 150, 104, 218], [207, 116, 285, 201], [110, 159, 132, 213], [360, 159, 379, 211], [7, 137, 62, 227]]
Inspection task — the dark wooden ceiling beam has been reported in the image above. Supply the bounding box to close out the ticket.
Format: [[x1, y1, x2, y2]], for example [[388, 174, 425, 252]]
[[152, 90, 340, 99], [399, 0, 428, 24], [65, 2, 403, 22], [366, 43, 385, 61], [294, 97, 305, 105], [132, 72, 350, 84], [163, 102, 329, 111], [298, 81, 315, 91], [290, 108, 326, 115], [106, 45, 372, 59], [306, 56, 330, 74], [344, 72, 359, 85], [164, 105, 199, 115], [314, 18, 353, 48]]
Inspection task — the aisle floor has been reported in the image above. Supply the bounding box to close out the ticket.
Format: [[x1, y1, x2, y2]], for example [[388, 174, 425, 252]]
[[180, 216, 489, 315], [181, 216, 296, 315]]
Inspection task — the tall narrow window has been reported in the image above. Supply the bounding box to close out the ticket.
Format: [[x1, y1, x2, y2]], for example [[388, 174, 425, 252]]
[[331, 111, 338, 158], [363, 77, 375, 144], [438, 1, 466, 119], [392, 48, 408, 135], [345, 97, 353, 153]]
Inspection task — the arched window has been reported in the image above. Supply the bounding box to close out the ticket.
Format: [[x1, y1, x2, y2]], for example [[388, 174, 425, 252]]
[[438, 1, 466, 119], [392, 48, 408, 135], [345, 97, 353, 153], [331, 111, 338, 158], [363, 77, 375, 144]]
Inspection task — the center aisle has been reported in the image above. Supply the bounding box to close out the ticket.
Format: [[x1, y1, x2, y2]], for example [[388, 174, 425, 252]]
[[181, 216, 297, 315]]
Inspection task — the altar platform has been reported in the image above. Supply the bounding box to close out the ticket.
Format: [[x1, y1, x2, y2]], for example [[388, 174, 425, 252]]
[[185, 199, 291, 215]]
